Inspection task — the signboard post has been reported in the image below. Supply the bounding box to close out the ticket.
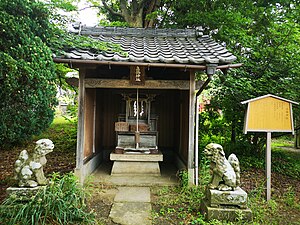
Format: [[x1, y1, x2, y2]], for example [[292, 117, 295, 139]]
[[241, 94, 298, 201]]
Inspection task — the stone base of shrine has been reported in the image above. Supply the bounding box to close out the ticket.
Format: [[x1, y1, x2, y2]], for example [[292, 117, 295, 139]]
[[110, 152, 163, 176]]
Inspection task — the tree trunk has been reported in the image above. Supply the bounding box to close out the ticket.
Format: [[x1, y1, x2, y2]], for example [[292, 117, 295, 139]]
[[295, 130, 300, 149], [101, 0, 161, 28], [126, 9, 144, 27], [231, 122, 236, 143]]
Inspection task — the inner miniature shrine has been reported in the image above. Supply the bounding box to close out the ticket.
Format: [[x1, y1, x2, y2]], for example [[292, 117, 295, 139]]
[[110, 68, 163, 175]]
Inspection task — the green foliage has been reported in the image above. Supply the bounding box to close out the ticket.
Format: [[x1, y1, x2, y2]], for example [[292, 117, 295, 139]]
[[152, 162, 210, 224], [271, 148, 300, 179], [99, 20, 129, 27], [88, 0, 171, 27], [154, 167, 299, 225], [35, 116, 77, 153], [177, 170, 189, 189], [51, 29, 124, 57], [45, 0, 78, 12], [198, 108, 299, 179], [152, 185, 205, 224], [283, 187, 300, 209], [0, 0, 123, 148], [0, 173, 96, 225], [0, 0, 57, 147], [199, 110, 230, 150], [168, 0, 300, 151], [198, 156, 211, 186]]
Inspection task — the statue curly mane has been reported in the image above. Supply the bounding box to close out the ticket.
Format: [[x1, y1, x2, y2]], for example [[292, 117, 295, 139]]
[[14, 139, 54, 187], [204, 143, 240, 191]]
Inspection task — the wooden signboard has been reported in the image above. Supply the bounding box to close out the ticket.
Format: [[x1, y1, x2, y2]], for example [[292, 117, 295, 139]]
[[130, 65, 145, 85], [242, 94, 297, 134], [241, 94, 298, 201]]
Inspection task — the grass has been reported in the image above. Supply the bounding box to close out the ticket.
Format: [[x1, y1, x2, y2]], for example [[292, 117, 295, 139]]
[[0, 173, 97, 225], [152, 137, 300, 224], [33, 116, 77, 153], [2, 117, 299, 224], [237, 137, 300, 179], [152, 176, 299, 225], [0, 116, 81, 224]]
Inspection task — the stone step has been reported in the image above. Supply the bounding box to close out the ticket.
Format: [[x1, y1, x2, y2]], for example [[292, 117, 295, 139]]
[[114, 187, 151, 203], [109, 187, 152, 225], [109, 202, 152, 225]]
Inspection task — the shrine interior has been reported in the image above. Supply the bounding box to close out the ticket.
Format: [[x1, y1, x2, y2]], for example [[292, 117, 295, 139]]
[[82, 65, 192, 170]]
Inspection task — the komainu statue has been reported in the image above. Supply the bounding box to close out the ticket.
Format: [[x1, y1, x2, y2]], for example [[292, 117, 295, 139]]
[[204, 143, 240, 191], [14, 139, 54, 187]]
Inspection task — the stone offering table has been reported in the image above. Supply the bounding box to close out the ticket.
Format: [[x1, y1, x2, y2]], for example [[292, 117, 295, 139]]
[[110, 152, 163, 176]]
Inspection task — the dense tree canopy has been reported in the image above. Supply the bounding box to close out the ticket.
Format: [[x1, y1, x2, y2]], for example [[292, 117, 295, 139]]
[[0, 0, 57, 147], [167, 0, 300, 150], [0, 0, 119, 148]]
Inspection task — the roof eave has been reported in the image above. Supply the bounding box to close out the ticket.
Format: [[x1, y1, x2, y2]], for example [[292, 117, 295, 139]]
[[53, 58, 243, 71]]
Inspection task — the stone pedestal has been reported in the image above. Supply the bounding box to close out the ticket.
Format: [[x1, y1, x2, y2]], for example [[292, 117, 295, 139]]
[[206, 187, 248, 208], [6, 186, 46, 201], [200, 187, 252, 222], [110, 152, 163, 176]]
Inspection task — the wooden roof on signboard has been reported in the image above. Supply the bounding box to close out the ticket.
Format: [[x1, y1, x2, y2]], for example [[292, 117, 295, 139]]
[[241, 94, 299, 105], [242, 94, 298, 134], [53, 25, 241, 70]]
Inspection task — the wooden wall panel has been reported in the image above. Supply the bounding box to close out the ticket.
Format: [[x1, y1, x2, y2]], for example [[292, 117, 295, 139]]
[[155, 91, 177, 149], [96, 89, 122, 150], [84, 89, 95, 158]]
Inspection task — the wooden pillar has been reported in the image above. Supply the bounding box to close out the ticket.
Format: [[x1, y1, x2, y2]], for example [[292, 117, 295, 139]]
[[75, 68, 86, 182], [188, 70, 196, 185], [195, 96, 200, 186], [266, 132, 272, 201]]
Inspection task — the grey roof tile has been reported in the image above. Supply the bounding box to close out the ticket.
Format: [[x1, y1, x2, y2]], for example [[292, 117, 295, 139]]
[[59, 26, 237, 65]]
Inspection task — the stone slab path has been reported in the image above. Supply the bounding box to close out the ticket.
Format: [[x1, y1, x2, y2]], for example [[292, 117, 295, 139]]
[[109, 187, 152, 225]]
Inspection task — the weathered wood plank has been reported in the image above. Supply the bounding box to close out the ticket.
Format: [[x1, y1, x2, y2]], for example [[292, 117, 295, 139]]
[[85, 78, 202, 90], [83, 89, 96, 158], [188, 70, 196, 185], [75, 68, 86, 181]]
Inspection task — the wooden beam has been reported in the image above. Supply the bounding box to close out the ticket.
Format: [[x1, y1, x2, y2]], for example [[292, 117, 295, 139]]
[[84, 78, 203, 90], [53, 58, 243, 71]]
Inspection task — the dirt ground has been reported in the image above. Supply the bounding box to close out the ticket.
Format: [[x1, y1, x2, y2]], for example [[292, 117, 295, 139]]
[[1, 147, 300, 224], [0, 147, 76, 203]]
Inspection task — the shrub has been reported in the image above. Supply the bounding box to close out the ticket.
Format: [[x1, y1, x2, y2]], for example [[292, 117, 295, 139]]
[[0, 0, 57, 148]]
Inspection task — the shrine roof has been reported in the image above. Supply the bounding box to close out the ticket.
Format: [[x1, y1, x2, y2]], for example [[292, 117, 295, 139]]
[[54, 25, 239, 68]]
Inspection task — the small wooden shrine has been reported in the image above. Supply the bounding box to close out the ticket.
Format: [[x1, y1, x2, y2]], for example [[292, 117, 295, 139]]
[[54, 25, 240, 184]]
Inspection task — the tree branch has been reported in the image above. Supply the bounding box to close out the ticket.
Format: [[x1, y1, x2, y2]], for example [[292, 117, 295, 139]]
[[158, 0, 172, 27], [144, 0, 161, 28], [101, 0, 124, 18], [139, 0, 151, 9], [78, 5, 101, 11], [119, 0, 131, 21]]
